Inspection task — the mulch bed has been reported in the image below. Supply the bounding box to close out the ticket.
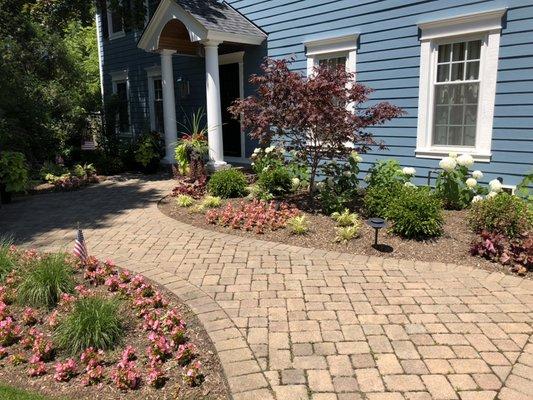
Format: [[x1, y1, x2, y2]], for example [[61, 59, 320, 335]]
[[159, 195, 531, 279], [0, 256, 230, 400]]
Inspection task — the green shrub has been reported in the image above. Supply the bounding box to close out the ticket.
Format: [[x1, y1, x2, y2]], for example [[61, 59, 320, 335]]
[[54, 296, 123, 354], [207, 169, 247, 198], [468, 193, 532, 238], [363, 182, 402, 218], [201, 195, 222, 209], [257, 166, 293, 197], [365, 159, 406, 189], [335, 225, 360, 243], [176, 194, 194, 207], [387, 186, 444, 239], [0, 237, 16, 282], [331, 209, 360, 227], [0, 151, 29, 193], [287, 216, 309, 235], [17, 253, 75, 308], [40, 162, 67, 180]]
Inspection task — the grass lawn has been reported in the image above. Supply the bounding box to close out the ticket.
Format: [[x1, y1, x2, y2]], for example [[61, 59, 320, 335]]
[[0, 385, 57, 400]]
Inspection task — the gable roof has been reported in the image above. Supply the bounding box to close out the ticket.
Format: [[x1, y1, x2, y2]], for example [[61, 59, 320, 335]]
[[138, 0, 266, 52]]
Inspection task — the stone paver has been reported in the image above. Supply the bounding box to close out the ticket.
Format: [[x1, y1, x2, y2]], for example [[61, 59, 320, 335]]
[[0, 176, 532, 400]]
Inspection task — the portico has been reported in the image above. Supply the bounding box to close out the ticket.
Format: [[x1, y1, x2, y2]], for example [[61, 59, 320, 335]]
[[138, 0, 266, 168]]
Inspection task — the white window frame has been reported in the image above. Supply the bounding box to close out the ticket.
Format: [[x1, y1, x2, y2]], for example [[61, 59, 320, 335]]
[[146, 65, 163, 132], [107, 1, 125, 40], [110, 69, 131, 135], [416, 9, 506, 162], [304, 34, 358, 77]]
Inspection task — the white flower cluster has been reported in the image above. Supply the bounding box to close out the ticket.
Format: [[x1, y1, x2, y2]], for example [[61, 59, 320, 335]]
[[402, 167, 416, 176]]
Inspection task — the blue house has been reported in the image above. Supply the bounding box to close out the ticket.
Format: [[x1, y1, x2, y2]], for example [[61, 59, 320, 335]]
[[96, 0, 533, 187]]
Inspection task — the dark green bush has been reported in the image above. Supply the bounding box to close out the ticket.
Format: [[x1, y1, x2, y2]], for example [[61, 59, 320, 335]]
[[17, 253, 75, 308], [468, 193, 532, 238], [207, 168, 247, 198], [54, 296, 123, 354], [363, 181, 403, 218], [0, 237, 16, 282], [258, 167, 293, 197], [387, 186, 444, 239]]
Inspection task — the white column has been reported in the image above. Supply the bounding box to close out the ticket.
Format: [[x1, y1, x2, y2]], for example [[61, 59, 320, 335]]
[[160, 49, 178, 164], [203, 40, 226, 169]]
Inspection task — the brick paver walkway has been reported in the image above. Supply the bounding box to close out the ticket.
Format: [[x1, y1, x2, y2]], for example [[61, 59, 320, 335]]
[[1, 176, 532, 400]]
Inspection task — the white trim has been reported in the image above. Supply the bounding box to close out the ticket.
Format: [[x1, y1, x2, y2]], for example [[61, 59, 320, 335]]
[[418, 9, 506, 40], [145, 65, 162, 132], [111, 70, 132, 135], [95, 11, 105, 99], [106, 1, 125, 40], [219, 51, 246, 161], [415, 10, 505, 162], [138, 0, 265, 52], [304, 34, 358, 77]]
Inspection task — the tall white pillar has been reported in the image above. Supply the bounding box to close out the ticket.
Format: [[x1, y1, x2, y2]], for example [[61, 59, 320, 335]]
[[203, 40, 226, 169], [160, 50, 178, 164]]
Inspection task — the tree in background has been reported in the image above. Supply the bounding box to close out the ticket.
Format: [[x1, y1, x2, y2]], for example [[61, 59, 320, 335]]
[[229, 58, 404, 194]]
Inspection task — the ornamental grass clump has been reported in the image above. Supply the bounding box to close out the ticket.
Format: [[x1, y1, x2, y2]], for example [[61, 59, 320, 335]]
[[468, 193, 532, 238], [207, 168, 247, 198], [17, 253, 75, 308], [387, 186, 444, 240], [54, 296, 123, 354]]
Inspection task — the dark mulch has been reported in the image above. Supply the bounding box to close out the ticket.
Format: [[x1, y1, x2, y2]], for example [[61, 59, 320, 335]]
[[159, 195, 531, 279], [0, 267, 230, 400]]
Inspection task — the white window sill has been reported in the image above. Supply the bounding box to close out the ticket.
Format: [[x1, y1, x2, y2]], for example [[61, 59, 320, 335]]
[[109, 31, 125, 40], [415, 148, 491, 162]]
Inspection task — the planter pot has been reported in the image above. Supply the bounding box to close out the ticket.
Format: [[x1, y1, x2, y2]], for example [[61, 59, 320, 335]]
[[0, 184, 12, 204]]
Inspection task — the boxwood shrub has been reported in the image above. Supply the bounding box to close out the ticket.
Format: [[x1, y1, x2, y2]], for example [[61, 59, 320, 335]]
[[258, 167, 293, 197], [207, 168, 247, 198]]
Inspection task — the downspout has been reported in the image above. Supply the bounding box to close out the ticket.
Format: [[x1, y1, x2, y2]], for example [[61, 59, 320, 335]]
[[95, 10, 105, 101]]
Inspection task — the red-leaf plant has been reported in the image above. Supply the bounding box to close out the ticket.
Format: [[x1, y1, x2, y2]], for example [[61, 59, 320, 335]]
[[229, 58, 404, 195]]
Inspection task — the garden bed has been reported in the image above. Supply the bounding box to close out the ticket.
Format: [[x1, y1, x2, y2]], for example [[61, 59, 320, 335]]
[[0, 248, 230, 400], [159, 195, 531, 278]]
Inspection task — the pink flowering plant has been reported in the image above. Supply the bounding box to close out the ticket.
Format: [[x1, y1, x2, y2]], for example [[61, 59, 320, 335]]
[[183, 360, 204, 386], [54, 358, 77, 382]]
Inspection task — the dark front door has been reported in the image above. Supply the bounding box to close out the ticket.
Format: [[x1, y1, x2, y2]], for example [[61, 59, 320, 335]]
[[219, 63, 241, 158]]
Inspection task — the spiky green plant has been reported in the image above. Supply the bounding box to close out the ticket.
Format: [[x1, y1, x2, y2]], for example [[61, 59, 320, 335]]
[[331, 209, 361, 227], [287, 216, 309, 235], [54, 296, 123, 354], [17, 253, 75, 308], [176, 194, 194, 208], [334, 225, 360, 243], [201, 195, 222, 209], [0, 236, 16, 282]]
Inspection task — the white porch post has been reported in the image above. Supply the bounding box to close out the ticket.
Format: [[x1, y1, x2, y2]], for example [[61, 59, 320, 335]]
[[160, 49, 178, 164], [203, 40, 226, 169]]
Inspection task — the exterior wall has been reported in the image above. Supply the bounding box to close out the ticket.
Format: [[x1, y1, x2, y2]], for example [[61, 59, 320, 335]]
[[229, 0, 533, 186], [99, 0, 533, 186]]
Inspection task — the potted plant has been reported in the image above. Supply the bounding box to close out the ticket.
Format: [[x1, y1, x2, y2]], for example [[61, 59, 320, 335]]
[[134, 131, 163, 174], [0, 151, 29, 204], [175, 108, 209, 180]]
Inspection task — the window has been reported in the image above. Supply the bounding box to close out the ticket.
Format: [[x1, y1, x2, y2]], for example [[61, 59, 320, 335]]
[[416, 9, 506, 162], [107, 1, 125, 39], [146, 66, 164, 133], [304, 34, 358, 77], [111, 70, 130, 134]]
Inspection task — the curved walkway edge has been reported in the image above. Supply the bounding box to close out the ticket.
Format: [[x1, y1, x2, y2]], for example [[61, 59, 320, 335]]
[[0, 176, 531, 400]]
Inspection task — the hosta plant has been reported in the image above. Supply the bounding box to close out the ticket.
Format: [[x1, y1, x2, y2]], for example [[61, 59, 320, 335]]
[[176, 194, 194, 208], [331, 209, 361, 227], [335, 225, 360, 243], [287, 216, 309, 235], [200, 195, 222, 209]]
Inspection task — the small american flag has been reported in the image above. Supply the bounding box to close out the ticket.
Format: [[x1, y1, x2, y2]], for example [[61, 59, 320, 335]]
[[73, 229, 88, 262]]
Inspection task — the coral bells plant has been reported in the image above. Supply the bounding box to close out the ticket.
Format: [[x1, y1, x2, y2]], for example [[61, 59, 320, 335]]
[[229, 58, 404, 194], [54, 358, 78, 382], [206, 199, 300, 234], [184, 360, 204, 386]]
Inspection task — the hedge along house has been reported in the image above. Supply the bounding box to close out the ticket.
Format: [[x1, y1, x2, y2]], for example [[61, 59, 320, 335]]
[[97, 0, 533, 186]]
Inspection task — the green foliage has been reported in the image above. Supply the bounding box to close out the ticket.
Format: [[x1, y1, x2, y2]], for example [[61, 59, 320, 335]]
[[17, 253, 75, 308], [363, 182, 402, 218], [287, 216, 309, 235], [331, 209, 361, 227], [257, 166, 293, 197], [0, 151, 29, 192], [54, 296, 123, 354], [201, 195, 222, 209], [176, 195, 194, 208], [134, 132, 162, 169], [335, 225, 360, 243], [468, 193, 532, 238], [387, 186, 444, 239], [365, 160, 407, 188], [318, 152, 362, 214], [0, 236, 16, 282], [0, 384, 56, 400], [175, 109, 209, 176], [72, 163, 96, 179], [40, 162, 68, 179], [516, 171, 533, 205], [207, 169, 247, 198]]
